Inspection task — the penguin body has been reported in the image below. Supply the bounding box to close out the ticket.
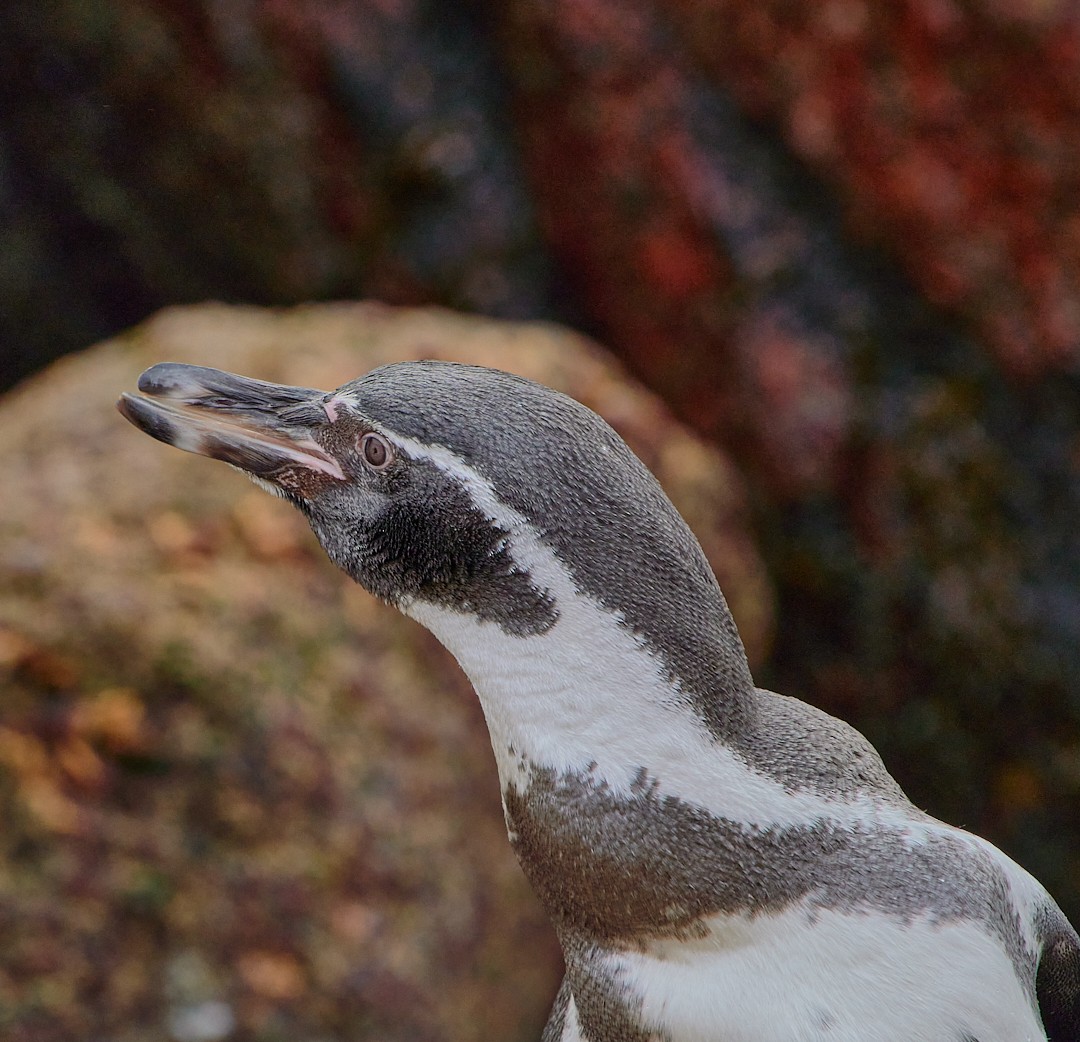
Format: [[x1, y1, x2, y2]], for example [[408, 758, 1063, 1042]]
[[119, 359, 1080, 1041]]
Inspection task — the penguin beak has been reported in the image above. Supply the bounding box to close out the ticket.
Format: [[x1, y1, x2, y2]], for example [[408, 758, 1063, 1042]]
[[117, 363, 347, 485]]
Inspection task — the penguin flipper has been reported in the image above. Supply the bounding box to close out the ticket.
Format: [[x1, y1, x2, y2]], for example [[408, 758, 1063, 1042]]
[[1037, 911, 1080, 1041]]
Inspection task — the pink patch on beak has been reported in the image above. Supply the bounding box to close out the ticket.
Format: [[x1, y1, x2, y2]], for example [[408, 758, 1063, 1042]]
[[323, 395, 345, 422]]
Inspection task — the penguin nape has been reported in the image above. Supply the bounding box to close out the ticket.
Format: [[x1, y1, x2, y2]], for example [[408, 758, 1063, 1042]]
[[118, 359, 1080, 1042]]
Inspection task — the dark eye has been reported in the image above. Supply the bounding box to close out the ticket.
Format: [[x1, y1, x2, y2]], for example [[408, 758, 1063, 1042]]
[[360, 432, 393, 470]]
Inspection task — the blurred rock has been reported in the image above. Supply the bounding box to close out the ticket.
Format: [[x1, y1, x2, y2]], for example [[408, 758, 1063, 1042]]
[[0, 303, 770, 1042]]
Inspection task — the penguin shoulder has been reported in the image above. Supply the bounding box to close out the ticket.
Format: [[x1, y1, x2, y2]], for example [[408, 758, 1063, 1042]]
[[740, 688, 909, 802]]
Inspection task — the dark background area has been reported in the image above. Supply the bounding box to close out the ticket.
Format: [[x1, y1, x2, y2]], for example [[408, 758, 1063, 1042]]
[[1, 1, 1079, 1038]]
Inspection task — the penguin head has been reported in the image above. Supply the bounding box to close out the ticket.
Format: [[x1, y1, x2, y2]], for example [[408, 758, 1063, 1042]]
[[119, 360, 753, 716]]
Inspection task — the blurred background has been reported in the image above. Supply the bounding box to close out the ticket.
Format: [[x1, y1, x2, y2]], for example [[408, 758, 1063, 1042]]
[[1, 1, 1079, 1039]]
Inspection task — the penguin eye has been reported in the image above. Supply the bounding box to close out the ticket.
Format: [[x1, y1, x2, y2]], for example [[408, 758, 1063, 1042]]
[[359, 432, 394, 470]]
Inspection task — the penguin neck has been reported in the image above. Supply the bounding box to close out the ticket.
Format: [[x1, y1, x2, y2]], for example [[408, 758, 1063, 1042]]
[[405, 577, 756, 804], [377, 440, 758, 804]]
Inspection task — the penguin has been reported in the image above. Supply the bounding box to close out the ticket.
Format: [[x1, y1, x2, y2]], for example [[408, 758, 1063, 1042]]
[[118, 359, 1080, 1042]]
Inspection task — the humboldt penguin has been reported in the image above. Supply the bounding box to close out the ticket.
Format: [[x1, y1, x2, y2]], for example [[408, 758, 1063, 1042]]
[[119, 360, 1080, 1041]]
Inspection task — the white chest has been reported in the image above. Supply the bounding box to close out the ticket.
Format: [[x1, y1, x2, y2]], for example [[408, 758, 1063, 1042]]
[[603, 909, 1044, 1042]]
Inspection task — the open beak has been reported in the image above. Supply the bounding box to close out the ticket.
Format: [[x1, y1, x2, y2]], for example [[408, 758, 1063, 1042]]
[[117, 363, 346, 486]]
